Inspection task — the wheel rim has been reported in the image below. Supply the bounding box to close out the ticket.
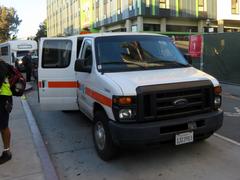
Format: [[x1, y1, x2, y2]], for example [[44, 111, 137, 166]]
[[94, 121, 106, 151]]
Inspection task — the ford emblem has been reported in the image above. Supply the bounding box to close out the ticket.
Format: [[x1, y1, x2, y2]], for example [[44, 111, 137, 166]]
[[173, 98, 188, 107]]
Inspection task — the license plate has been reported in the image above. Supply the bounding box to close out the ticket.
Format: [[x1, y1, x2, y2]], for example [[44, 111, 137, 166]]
[[175, 132, 194, 145]]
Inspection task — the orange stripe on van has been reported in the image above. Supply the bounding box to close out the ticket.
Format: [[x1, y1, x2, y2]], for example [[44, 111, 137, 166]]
[[48, 81, 80, 88], [85, 87, 112, 107]]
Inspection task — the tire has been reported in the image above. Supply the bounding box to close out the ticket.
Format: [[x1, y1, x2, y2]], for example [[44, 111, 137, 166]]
[[93, 111, 117, 161]]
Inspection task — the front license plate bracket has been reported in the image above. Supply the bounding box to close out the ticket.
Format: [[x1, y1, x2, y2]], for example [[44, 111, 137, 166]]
[[175, 131, 194, 145]]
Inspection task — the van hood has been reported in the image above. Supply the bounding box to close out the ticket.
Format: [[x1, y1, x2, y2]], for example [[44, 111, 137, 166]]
[[104, 67, 219, 96]]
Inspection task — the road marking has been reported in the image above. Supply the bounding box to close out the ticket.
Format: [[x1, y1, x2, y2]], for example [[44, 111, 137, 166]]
[[222, 93, 240, 101], [224, 106, 240, 117], [235, 107, 240, 113], [224, 112, 240, 117], [214, 133, 240, 146]]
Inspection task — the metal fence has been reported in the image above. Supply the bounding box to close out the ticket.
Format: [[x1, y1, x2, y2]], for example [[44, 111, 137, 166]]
[[201, 32, 240, 85]]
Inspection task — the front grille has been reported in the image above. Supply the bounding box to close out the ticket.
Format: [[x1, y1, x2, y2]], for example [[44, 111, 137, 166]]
[[136, 80, 214, 122]]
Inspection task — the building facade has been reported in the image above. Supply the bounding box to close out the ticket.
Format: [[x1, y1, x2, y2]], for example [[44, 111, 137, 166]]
[[47, 0, 81, 37], [47, 0, 240, 37]]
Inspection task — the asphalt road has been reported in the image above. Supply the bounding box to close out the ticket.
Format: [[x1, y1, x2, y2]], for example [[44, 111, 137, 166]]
[[26, 82, 240, 180]]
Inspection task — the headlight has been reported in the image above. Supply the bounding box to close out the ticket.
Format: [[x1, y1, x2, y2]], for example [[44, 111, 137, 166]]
[[18, 60, 23, 64], [214, 86, 222, 109], [112, 96, 136, 122], [214, 96, 221, 109], [119, 109, 134, 119]]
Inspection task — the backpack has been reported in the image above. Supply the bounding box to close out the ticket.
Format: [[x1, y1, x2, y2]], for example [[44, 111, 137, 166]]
[[8, 65, 26, 96]]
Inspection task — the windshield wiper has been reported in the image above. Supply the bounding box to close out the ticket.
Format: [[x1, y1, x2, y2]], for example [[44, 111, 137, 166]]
[[101, 61, 146, 68], [148, 60, 190, 67]]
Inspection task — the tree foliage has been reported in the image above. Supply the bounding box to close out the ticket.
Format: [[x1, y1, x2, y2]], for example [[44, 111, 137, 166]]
[[34, 19, 47, 42], [0, 6, 21, 43]]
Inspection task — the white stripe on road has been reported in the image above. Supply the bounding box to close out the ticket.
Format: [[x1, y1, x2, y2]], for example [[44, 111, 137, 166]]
[[214, 133, 240, 146], [235, 107, 240, 113], [224, 112, 240, 117], [222, 93, 240, 101], [223, 106, 240, 117]]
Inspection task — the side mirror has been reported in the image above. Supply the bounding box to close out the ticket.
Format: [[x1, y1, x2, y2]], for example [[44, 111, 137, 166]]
[[74, 59, 91, 73], [184, 54, 193, 65]]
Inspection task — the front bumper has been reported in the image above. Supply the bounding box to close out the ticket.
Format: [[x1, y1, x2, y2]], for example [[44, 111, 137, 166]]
[[109, 110, 223, 145]]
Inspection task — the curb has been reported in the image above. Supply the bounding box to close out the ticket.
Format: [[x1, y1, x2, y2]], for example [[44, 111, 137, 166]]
[[25, 82, 33, 92], [21, 97, 59, 180]]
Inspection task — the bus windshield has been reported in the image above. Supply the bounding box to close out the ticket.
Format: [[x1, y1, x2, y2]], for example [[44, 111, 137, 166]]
[[17, 51, 30, 57]]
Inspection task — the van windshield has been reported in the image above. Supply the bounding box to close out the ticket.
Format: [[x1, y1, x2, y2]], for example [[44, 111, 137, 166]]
[[95, 35, 189, 73]]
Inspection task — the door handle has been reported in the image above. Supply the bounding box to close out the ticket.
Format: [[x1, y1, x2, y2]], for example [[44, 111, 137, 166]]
[[42, 80, 46, 88]]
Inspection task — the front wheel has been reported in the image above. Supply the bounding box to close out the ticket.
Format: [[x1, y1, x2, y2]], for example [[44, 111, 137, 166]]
[[93, 111, 117, 161]]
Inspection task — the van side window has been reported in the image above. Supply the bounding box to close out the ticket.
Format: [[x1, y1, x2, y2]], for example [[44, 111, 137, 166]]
[[81, 40, 93, 67], [77, 38, 83, 58], [42, 40, 72, 68]]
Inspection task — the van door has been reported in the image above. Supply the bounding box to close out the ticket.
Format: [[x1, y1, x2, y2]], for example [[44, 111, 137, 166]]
[[38, 38, 79, 110], [76, 39, 94, 117]]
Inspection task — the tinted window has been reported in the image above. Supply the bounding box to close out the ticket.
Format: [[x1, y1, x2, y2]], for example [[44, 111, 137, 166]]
[[42, 40, 72, 68], [77, 38, 83, 58], [81, 40, 93, 67], [0, 46, 9, 56]]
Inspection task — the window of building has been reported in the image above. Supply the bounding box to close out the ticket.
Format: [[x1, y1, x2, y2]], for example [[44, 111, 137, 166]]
[[160, 0, 166, 8], [42, 40, 72, 68], [199, 0, 207, 12], [104, 0, 107, 18], [117, 0, 121, 13], [128, 0, 133, 7], [96, 0, 99, 21], [166, 25, 198, 33], [144, 24, 160, 31], [178, 0, 183, 14], [146, 0, 151, 7], [232, 0, 239, 14]]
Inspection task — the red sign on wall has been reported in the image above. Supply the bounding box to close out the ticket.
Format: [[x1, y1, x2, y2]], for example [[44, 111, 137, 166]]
[[188, 35, 203, 58]]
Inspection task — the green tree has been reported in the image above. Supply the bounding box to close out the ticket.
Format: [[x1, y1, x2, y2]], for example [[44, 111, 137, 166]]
[[34, 20, 47, 42], [0, 6, 21, 42]]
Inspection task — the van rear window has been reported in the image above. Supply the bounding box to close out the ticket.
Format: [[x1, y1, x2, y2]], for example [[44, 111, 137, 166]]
[[42, 40, 72, 68]]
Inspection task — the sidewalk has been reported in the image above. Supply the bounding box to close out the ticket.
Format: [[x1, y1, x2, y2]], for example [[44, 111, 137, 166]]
[[0, 96, 45, 180]]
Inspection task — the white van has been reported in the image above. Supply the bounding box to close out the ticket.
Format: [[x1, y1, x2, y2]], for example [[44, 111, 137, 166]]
[[38, 33, 223, 160], [0, 40, 38, 69]]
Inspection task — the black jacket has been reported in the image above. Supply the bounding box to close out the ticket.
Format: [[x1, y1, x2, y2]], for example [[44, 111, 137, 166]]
[[0, 61, 9, 88], [22, 55, 32, 69]]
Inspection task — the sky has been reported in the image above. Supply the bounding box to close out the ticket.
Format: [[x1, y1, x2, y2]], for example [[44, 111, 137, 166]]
[[0, 0, 47, 39]]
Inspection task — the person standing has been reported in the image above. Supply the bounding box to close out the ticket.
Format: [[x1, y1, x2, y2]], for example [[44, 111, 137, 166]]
[[23, 52, 32, 82], [0, 59, 13, 164]]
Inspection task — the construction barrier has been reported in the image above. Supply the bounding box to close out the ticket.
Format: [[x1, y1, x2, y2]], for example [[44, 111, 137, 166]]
[[189, 33, 240, 85]]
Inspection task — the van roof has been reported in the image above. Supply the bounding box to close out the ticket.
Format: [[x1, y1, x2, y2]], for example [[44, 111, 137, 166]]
[[77, 32, 167, 38], [45, 32, 167, 40]]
